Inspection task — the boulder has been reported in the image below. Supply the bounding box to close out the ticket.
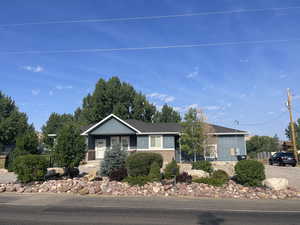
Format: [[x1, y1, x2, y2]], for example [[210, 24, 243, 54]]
[[188, 170, 209, 178], [263, 178, 289, 191], [47, 167, 65, 176], [179, 164, 192, 173], [79, 187, 89, 195]]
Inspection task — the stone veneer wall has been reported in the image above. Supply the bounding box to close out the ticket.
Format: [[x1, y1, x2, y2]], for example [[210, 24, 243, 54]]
[[145, 150, 175, 165]]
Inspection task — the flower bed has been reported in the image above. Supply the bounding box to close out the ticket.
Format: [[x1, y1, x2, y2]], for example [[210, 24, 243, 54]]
[[0, 177, 299, 200]]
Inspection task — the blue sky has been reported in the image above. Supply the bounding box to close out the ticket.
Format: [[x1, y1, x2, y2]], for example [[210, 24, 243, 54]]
[[1, 0, 300, 139]]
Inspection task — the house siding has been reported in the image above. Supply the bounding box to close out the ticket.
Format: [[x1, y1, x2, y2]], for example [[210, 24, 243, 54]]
[[90, 118, 136, 135], [217, 135, 246, 161]]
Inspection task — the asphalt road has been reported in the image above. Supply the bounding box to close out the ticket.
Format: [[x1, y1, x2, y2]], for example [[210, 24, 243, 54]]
[[0, 193, 300, 225]]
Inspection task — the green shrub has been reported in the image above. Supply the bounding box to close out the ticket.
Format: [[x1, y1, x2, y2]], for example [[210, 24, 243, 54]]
[[148, 162, 161, 182], [192, 161, 213, 173], [234, 160, 265, 186], [100, 144, 127, 176], [126, 152, 163, 177], [123, 176, 151, 186], [211, 170, 229, 183], [14, 154, 48, 183], [164, 159, 179, 179], [193, 177, 225, 187]]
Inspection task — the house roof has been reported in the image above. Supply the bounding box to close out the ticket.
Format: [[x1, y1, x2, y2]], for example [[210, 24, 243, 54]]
[[80, 114, 247, 135], [125, 119, 182, 133]]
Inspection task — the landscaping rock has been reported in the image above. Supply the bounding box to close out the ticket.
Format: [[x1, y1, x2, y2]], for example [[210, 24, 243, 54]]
[[0, 176, 299, 200], [79, 188, 89, 195], [188, 169, 209, 178], [263, 178, 289, 191]]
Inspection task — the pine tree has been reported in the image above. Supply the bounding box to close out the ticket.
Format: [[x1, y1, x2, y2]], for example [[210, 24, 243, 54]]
[[100, 144, 127, 176]]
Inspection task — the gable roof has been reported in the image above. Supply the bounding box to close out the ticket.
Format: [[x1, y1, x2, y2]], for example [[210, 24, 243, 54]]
[[81, 114, 247, 135], [81, 114, 141, 135]]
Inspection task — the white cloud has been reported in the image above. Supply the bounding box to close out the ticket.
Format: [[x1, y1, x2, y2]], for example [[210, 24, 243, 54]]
[[187, 103, 198, 109], [49, 90, 54, 96], [268, 111, 275, 115], [186, 66, 199, 79], [203, 105, 221, 111], [23, 65, 44, 73], [55, 85, 73, 90], [31, 89, 40, 96], [239, 59, 249, 63], [147, 92, 175, 103], [294, 95, 300, 100], [279, 74, 287, 79]]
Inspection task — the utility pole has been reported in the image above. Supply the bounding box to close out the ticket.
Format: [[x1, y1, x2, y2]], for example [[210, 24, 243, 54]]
[[287, 88, 298, 163]]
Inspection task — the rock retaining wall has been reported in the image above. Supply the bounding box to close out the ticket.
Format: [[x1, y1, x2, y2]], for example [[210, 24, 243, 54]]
[[1, 177, 299, 200]]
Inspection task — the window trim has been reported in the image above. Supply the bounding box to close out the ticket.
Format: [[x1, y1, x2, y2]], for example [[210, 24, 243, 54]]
[[149, 135, 163, 150]]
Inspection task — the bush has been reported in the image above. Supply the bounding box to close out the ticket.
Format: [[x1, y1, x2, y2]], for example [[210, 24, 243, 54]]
[[100, 144, 127, 176], [192, 161, 213, 173], [148, 162, 161, 182], [126, 152, 163, 177], [176, 172, 192, 184], [108, 167, 128, 181], [14, 154, 48, 183], [53, 123, 86, 177], [123, 176, 151, 186], [193, 177, 225, 187], [211, 170, 229, 183], [234, 160, 265, 186], [164, 160, 179, 179]]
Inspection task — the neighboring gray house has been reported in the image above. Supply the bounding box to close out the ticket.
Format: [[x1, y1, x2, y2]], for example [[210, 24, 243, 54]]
[[81, 114, 248, 164]]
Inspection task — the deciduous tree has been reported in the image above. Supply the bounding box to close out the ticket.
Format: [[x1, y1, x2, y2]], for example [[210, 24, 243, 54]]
[[180, 108, 208, 161]]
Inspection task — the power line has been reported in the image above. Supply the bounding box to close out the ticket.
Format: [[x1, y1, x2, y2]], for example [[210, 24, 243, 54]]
[[236, 111, 287, 126], [1, 38, 300, 55], [1, 6, 300, 27]]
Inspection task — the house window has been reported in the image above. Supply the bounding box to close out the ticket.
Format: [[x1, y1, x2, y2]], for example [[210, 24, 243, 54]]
[[205, 145, 217, 159], [111, 136, 120, 147], [150, 135, 162, 149], [121, 136, 130, 150]]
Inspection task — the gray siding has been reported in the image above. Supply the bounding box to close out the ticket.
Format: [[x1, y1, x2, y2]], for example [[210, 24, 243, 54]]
[[217, 135, 246, 161], [163, 135, 175, 149], [90, 118, 136, 135], [137, 135, 149, 149]]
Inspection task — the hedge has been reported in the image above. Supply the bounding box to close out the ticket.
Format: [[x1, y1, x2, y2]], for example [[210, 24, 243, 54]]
[[126, 152, 163, 176]]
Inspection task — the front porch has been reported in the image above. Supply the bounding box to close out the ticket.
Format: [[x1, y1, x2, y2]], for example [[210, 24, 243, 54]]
[[85, 134, 136, 161]]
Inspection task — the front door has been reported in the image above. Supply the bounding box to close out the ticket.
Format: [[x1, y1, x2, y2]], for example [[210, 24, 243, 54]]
[[95, 139, 106, 159]]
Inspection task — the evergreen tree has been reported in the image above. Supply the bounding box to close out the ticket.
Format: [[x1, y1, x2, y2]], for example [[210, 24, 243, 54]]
[[153, 104, 181, 123], [100, 144, 127, 176], [246, 135, 280, 157], [42, 112, 73, 148], [285, 119, 300, 149], [53, 122, 86, 176], [180, 108, 208, 161], [0, 91, 29, 146], [148, 162, 161, 182], [7, 125, 39, 171]]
